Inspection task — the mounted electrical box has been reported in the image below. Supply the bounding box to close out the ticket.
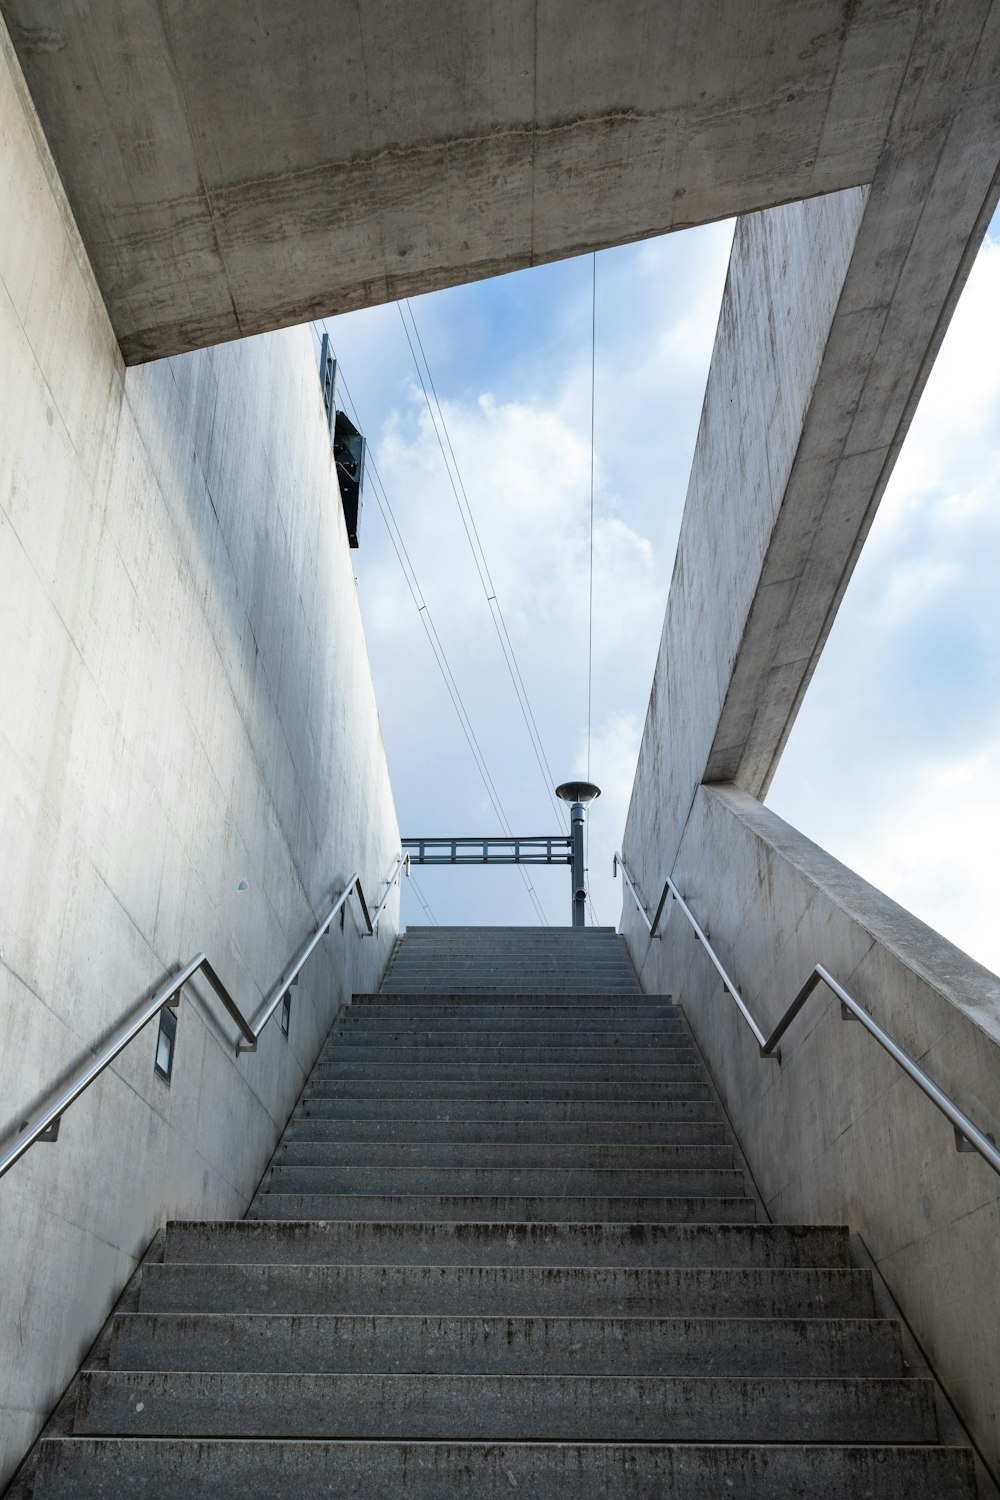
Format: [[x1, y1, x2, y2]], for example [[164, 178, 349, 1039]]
[[333, 410, 365, 548], [318, 332, 365, 548]]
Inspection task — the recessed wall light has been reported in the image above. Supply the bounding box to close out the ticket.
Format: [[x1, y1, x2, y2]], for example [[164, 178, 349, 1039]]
[[154, 1007, 177, 1083]]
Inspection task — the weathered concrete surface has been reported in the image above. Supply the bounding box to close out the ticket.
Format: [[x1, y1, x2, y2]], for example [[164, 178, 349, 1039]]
[[2, 0, 998, 359], [623, 783, 1000, 1475], [30, 1438, 980, 1500], [0, 26, 398, 1490]]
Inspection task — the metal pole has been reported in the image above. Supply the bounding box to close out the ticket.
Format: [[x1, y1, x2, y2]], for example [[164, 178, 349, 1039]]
[[570, 800, 586, 928], [555, 780, 601, 930]]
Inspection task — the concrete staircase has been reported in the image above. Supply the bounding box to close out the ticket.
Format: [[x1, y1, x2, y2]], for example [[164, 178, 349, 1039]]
[[31, 927, 979, 1496]]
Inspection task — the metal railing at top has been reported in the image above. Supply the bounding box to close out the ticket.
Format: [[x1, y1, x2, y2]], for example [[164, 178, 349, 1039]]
[[0, 853, 407, 1182], [613, 850, 1000, 1179], [403, 836, 573, 866]]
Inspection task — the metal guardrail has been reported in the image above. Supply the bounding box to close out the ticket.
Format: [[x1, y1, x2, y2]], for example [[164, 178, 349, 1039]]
[[403, 836, 573, 866], [0, 854, 406, 1182], [613, 850, 1000, 1178]]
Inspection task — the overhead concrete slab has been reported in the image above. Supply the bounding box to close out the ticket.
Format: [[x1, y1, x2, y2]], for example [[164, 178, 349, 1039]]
[[0, 0, 968, 360]]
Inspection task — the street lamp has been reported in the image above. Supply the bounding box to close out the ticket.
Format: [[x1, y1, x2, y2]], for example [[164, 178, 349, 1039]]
[[555, 781, 601, 928]]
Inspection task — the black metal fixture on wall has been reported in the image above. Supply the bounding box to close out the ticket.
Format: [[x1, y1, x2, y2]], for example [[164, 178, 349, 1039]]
[[318, 332, 366, 548]]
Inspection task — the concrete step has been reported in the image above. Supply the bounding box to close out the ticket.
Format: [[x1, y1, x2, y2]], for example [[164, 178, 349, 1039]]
[[302, 1079, 713, 1100], [259, 1164, 747, 1197], [341, 1006, 678, 1026], [317, 1043, 696, 1065], [247, 1193, 758, 1224], [394, 926, 622, 936], [137, 1263, 875, 1318], [162, 1220, 852, 1269], [297, 1097, 720, 1121], [383, 970, 638, 980], [380, 987, 644, 997], [32, 1439, 979, 1499], [313, 1063, 705, 1082], [110, 1311, 903, 1377], [74, 1369, 937, 1443], [384, 967, 635, 976], [283, 1118, 729, 1145], [271, 1142, 737, 1171], [327, 1028, 689, 1047], [354, 993, 671, 1007], [334, 1019, 681, 1037], [384, 955, 634, 966], [315, 1046, 698, 1068], [384, 961, 636, 973]]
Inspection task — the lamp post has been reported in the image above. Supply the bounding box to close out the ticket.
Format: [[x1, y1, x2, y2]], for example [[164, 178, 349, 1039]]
[[555, 781, 601, 927]]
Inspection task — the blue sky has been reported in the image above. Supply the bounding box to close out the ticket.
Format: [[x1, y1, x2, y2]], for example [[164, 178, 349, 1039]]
[[318, 204, 1000, 973]]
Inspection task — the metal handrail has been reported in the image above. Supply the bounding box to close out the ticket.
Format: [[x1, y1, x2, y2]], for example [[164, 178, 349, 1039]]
[[613, 850, 1000, 1178], [370, 850, 408, 929], [0, 854, 406, 1182]]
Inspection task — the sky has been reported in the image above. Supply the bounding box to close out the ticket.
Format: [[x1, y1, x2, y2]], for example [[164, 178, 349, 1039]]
[[316, 203, 1000, 975]]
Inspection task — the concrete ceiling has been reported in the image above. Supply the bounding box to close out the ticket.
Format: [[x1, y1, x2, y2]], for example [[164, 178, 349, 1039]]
[[1, 0, 943, 362]]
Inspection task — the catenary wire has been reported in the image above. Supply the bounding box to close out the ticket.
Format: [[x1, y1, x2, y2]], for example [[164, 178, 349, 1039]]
[[397, 300, 569, 835], [314, 321, 552, 925], [585, 255, 600, 927], [407, 868, 439, 926]]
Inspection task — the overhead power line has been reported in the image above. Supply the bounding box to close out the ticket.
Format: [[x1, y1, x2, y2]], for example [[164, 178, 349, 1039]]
[[314, 320, 552, 926], [586, 255, 599, 928], [397, 300, 569, 836], [407, 868, 439, 926]]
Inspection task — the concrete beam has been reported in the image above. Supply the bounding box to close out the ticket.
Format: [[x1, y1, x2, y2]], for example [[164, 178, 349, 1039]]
[[623, 3, 1000, 885], [0, 0, 967, 360]]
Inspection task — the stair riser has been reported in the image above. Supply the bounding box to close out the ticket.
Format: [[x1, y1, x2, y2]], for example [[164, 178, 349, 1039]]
[[110, 1312, 902, 1377], [302, 1081, 712, 1100], [316, 1047, 696, 1066], [164, 1221, 842, 1269], [272, 1143, 736, 1170], [32, 1440, 978, 1500], [328, 1031, 689, 1048], [76, 1370, 935, 1443], [284, 1120, 729, 1145], [338, 1013, 679, 1029], [380, 990, 643, 998], [383, 976, 638, 987], [298, 1098, 719, 1120], [314, 1065, 705, 1081], [248, 1193, 757, 1224], [261, 1166, 746, 1196], [354, 994, 671, 1006], [138, 1265, 875, 1319]]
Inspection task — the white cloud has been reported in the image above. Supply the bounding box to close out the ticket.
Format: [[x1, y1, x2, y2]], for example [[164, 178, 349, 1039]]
[[835, 739, 1000, 976], [572, 709, 644, 927]]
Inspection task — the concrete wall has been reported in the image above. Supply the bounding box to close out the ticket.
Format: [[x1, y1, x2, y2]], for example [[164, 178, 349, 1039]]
[[626, 187, 867, 882], [0, 27, 399, 1487], [621, 783, 1000, 1475]]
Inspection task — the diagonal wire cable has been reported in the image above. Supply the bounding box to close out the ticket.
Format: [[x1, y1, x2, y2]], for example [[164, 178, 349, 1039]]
[[315, 321, 552, 925], [407, 868, 439, 926], [585, 255, 600, 927], [397, 300, 569, 835]]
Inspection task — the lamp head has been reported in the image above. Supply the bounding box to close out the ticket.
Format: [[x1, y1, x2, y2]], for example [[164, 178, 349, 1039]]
[[555, 780, 601, 808]]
